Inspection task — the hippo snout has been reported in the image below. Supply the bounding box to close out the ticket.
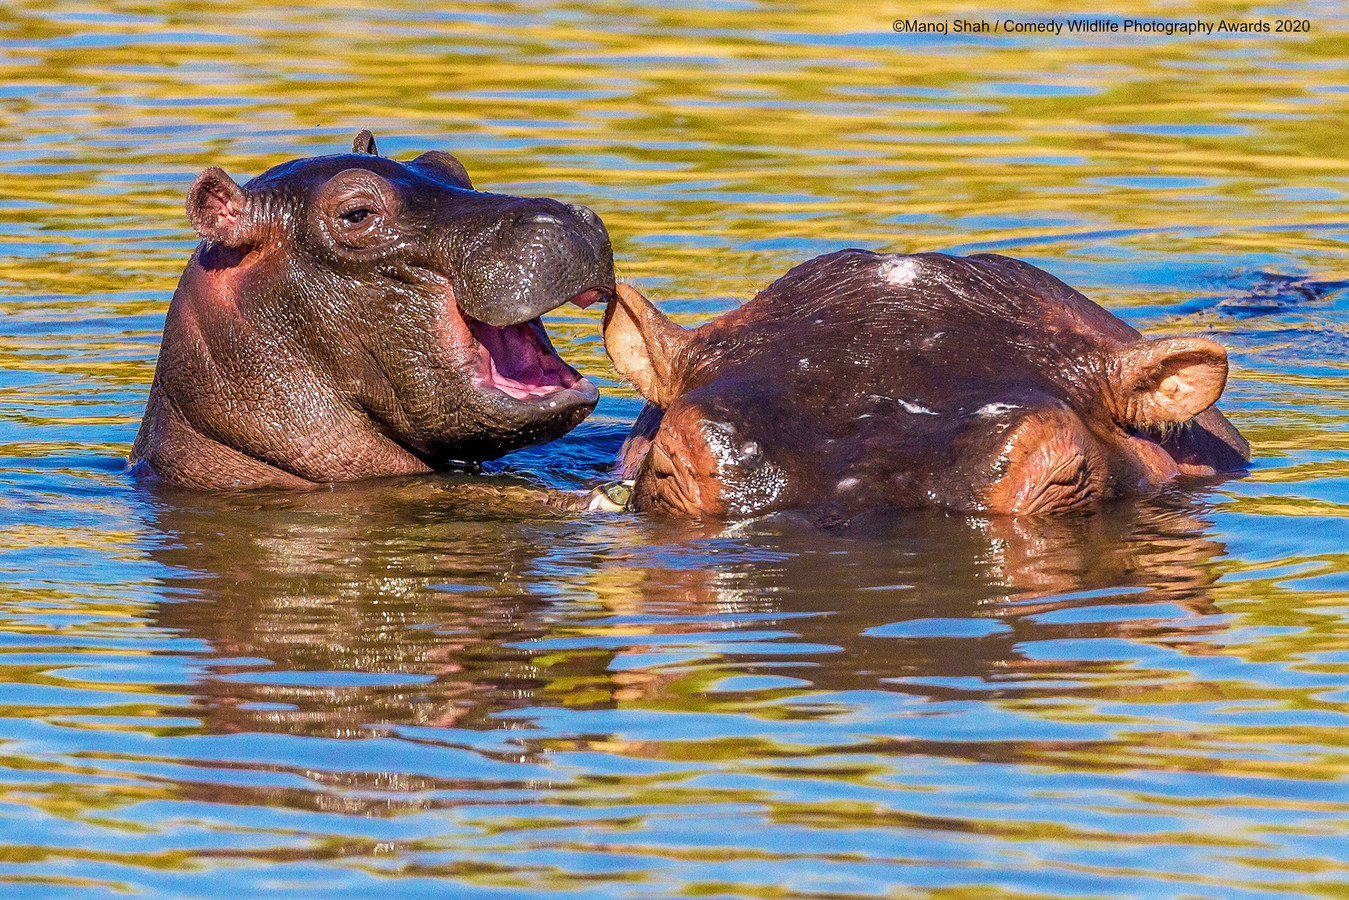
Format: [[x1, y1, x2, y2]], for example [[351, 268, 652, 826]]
[[454, 198, 615, 327], [565, 202, 603, 228]]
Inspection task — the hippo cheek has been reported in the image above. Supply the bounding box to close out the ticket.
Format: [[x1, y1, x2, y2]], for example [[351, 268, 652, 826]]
[[982, 407, 1110, 515]]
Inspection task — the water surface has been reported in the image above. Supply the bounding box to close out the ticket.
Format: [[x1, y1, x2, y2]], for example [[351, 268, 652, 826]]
[[3, 1, 1349, 896]]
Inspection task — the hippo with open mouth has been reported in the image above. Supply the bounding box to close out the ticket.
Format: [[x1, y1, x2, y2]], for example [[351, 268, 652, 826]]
[[131, 131, 613, 490], [601, 249, 1249, 518]]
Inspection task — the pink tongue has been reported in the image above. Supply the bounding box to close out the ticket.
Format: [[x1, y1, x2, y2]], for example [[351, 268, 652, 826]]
[[473, 321, 576, 400], [570, 289, 604, 309]]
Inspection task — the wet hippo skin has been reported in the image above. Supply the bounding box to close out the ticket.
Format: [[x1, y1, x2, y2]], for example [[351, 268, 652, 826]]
[[603, 249, 1249, 518], [131, 131, 614, 490]]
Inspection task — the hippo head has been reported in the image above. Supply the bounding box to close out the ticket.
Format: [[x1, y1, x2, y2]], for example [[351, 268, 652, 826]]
[[132, 131, 614, 489], [604, 250, 1249, 518]]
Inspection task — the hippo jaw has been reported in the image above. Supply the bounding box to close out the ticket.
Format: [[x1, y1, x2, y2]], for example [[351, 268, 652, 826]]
[[409, 259, 605, 438]]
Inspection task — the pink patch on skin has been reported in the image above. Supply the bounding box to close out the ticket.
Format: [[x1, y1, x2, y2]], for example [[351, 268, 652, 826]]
[[213, 196, 239, 227], [203, 188, 241, 232], [881, 258, 919, 286]]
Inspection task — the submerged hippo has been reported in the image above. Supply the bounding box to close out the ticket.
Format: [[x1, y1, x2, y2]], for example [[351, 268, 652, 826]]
[[131, 131, 613, 490], [602, 249, 1249, 518]]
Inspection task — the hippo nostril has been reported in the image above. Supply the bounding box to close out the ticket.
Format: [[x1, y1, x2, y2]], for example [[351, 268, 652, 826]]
[[525, 212, 564, 227], [566, 203, 600, 226]]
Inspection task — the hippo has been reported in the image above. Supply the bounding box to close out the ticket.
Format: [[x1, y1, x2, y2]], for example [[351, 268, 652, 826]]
[[601, 249, 1249, 518], [130, 131, 613, 490]]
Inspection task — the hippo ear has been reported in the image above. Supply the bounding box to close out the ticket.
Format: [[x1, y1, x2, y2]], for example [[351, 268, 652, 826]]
[[603, 283, 691, 407], [411, 150, 473, 190], [352, 129, 379, 156], [1114, 336, 1228, 427], [185, 167, 253, 247]]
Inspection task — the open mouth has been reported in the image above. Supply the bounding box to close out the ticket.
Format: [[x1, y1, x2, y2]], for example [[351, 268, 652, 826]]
[[464, 288, 607, 405], [1155, 422, 1219, 477], [1123, 421, 1220, 479]]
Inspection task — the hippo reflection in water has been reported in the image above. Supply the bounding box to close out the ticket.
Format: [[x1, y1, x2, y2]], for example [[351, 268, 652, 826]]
[[131, 131, 614, 490], [601, 249, 1249, 518], [141, 477, 1233, 744]]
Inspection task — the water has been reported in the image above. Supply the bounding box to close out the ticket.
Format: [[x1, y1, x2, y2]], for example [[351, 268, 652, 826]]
[[4, 1, 1349, 896]]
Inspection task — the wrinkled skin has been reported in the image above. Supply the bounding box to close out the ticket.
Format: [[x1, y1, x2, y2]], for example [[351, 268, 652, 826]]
[[603, 249, 1249, 518], [131, 131, 614, 490]]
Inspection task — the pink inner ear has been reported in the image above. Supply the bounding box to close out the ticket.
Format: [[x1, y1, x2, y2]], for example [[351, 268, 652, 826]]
[[203, 187, 240, 229], [1116, 337, 1228, 427], [187, 167, 250, 245]]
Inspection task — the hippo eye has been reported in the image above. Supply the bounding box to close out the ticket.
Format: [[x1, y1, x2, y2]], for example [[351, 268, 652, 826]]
[[339, 208, 371, 224]]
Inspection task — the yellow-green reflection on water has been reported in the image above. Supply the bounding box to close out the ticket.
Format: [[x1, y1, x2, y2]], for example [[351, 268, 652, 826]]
[[1, 1, 1349, 897]]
